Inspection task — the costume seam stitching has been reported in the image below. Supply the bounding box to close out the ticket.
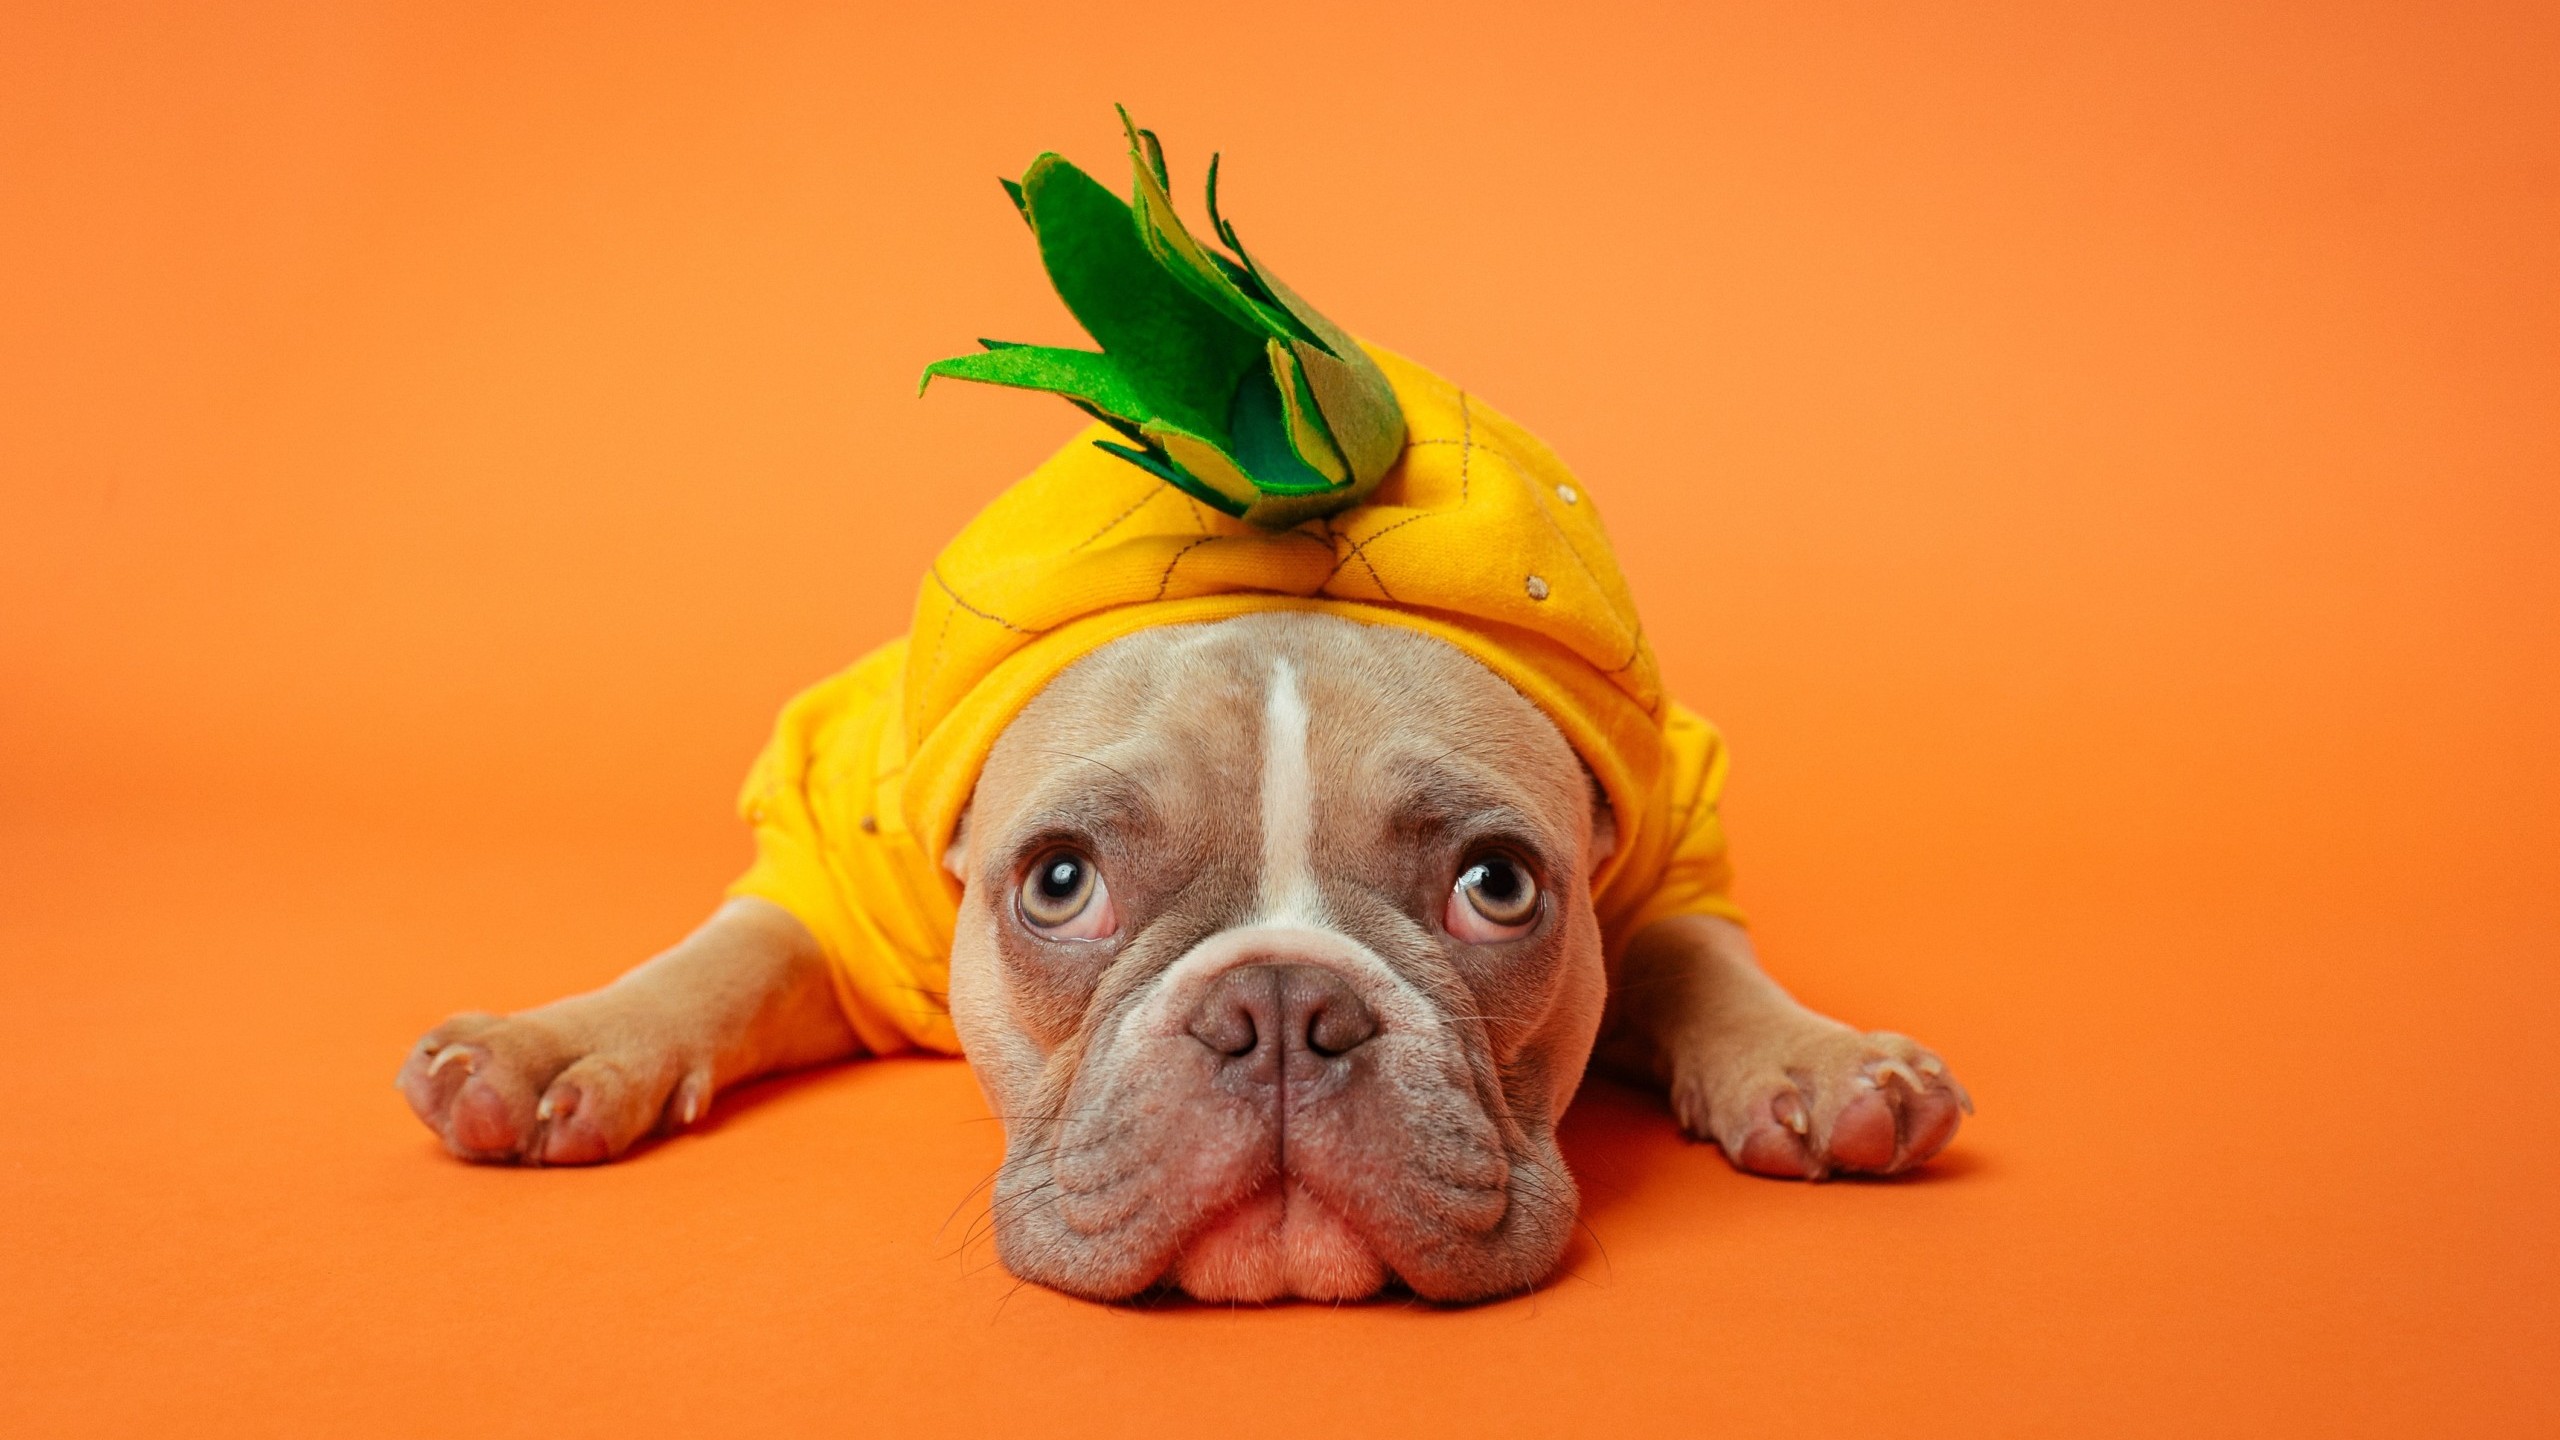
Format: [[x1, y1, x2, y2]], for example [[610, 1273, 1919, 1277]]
[[1154, 535, 1218, 601], [1324, 393, 1472, 589], [1070, 485, 1164, 553], [928, 566, 1034, 634]]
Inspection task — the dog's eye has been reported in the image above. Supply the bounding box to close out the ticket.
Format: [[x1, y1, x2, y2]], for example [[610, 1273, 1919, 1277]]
[[1447, 853, 1540, 942], [1018, 848, 1117, 941]]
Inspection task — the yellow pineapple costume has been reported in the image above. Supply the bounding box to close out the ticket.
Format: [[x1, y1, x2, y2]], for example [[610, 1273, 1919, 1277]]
[[727, 118, 1740, 1054]]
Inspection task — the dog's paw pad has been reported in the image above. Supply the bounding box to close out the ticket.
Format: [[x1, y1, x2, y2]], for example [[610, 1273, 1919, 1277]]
[[1728, 1089, 1820, 1178], [448, 1072, 530, 1156], [1822, 1081, 1901, 1171]]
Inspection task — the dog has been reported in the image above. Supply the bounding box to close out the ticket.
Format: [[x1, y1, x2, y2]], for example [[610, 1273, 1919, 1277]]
[[396, 121, 1969, 1304]]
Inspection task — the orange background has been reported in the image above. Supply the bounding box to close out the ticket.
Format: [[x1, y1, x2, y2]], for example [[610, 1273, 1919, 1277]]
[[4, 2, 2555, 1435]]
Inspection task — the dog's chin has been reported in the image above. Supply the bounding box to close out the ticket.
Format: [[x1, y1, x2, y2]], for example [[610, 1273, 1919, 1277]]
[[1167, 1180, 1390, 1303]]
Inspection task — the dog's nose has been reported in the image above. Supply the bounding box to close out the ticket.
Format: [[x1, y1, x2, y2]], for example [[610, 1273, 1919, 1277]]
[[1187, 963, 1378, 1064]]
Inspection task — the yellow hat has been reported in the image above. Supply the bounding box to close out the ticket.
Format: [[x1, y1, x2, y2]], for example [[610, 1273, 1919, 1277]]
[[730, 347, 1739, 1054]]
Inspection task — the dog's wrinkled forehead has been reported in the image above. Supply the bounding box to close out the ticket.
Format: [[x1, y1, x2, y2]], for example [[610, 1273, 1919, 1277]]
[[964, 613, 1596, 942]]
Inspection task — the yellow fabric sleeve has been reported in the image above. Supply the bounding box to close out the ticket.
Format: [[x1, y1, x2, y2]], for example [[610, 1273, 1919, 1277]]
[[726, 640, 963, 1055], [1601, 701, 1746, 949]]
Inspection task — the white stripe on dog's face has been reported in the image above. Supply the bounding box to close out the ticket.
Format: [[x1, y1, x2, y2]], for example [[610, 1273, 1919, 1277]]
[[1256, 657, 1321, 929]]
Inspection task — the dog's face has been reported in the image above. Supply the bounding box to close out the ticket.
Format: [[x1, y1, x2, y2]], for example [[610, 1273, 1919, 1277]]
[[944, 612, 1614, 1303]]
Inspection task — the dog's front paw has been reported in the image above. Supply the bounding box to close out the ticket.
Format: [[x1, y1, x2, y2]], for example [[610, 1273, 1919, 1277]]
[[1674, 1024, 1971, 1180], [396, 1004, 711, 1166]]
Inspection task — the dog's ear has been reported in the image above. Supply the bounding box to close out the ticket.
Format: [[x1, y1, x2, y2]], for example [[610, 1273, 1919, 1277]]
[[943, 806, 972, 884], [1586, 774, 1618, 876]]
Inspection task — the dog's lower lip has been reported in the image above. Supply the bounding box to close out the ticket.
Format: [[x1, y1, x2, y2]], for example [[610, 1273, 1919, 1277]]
[[1164, 1175, 1394, 1302]]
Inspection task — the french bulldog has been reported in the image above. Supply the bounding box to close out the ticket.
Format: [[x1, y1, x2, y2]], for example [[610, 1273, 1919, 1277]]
[[398, 610, 1968, 1302]]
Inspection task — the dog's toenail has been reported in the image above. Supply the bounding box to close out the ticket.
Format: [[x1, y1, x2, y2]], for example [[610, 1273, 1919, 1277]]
[[428, 1047, 474, 1077], [1871, 1059, 1924, 1092], [1774, 1091, 1810, 1135], [669, 1068, 713, 1129], [536, 1093, 555, 1121], [1918, 1055, 1943, 1077]]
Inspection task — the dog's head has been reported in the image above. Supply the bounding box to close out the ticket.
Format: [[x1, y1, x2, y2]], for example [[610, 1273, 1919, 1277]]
[[944, 611, 1614, 1302]]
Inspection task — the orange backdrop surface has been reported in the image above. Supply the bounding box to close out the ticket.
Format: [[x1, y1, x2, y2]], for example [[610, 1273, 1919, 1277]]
[[4, 3, 2555, 1436]]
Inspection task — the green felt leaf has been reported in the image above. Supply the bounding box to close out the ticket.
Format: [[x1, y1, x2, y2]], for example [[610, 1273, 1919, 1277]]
[[1141, 422, 1262, 513], [1065, 400, 1151, 448], [1238, 486, 1378, 530], [918, 344, 1152, 419], [1094, 439, 1248, 517], [1226, 364, 1341, 495], [1017, 152, 1261, 441], [1130, 115, 1170, 191], [921, 112, 1409, 528], [1286, 334, 1404, 485], [1115, 111, 1305, 345], [1200, 149, 1405, 483], [998, 176, 1028, 223], [1265, 341, 1349, 485], [1203, 154, 1250, 265], [1224, 243, 1406, 481]]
